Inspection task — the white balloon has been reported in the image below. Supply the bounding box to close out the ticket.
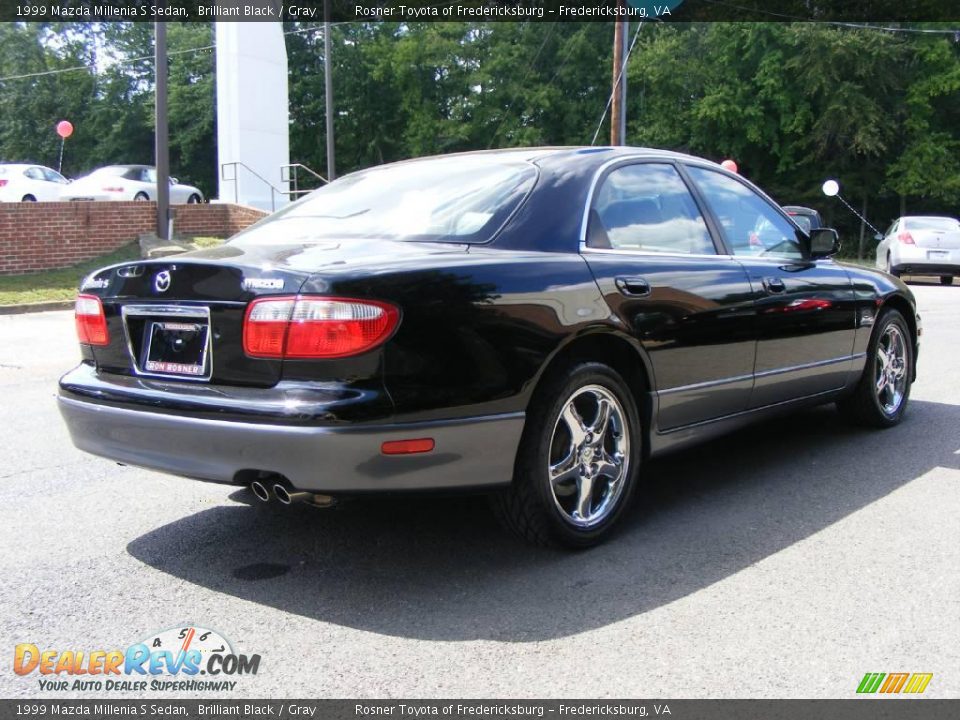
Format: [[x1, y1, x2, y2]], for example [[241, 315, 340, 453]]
[[822, 179, 840, 197]]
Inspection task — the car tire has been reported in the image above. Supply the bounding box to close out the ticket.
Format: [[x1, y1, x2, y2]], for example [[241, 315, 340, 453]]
[[885, 254, 900, 278], [490, 362, 642, 548], [187, 194, 202, 204], [837, 309, 912, 428], [21, 195, 36, 202], [134, 192, 149, 201], [941, 276, 954, 286]]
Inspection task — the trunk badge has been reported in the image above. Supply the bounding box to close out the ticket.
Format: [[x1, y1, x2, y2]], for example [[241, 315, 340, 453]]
[[154, 271, 172, 293]]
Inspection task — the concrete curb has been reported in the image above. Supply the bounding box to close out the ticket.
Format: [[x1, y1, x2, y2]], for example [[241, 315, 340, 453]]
[[0, 300, 74, 315]]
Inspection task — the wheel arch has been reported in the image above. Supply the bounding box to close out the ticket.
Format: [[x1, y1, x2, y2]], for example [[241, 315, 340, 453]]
[[526, 328, 655, 455], [878, 292, 918, 381]]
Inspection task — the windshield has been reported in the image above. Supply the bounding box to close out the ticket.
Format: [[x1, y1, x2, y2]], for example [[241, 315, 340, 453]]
[[233, 155, 537, 245], [905, 217, 959, 231], [90, 166, 128, 177]]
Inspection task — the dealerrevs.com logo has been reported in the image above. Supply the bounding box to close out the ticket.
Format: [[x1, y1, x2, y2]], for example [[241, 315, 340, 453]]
[[13, 626, 261, 693], [857, 672, 933, 695]]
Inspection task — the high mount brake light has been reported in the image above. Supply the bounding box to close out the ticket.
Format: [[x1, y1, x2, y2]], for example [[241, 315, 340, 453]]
[[75, 294, 109, 346], [243, 296, 400, 359]]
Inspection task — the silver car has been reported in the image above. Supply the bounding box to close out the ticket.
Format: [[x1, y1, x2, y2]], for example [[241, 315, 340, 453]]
[[876, 215, 960, 285]]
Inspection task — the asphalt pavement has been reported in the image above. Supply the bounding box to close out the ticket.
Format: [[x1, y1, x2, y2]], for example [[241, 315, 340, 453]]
[[0, 280, 957, 699]]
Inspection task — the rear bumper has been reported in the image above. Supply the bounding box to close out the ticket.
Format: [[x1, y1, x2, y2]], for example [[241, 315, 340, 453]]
[[58, 380, 524, 494], [891, 246, 960, 275]]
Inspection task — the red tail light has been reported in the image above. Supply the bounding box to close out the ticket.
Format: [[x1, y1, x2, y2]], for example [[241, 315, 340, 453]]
[[898, 231, 915, 245], [0, 179, 7, 187], [243, 296, 400, 359], [75, 295, 109, 346]]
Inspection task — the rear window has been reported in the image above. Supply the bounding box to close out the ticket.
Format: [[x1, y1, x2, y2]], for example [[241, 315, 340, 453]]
[[234, 156, 537, 245], [904, 217, 959, 231]]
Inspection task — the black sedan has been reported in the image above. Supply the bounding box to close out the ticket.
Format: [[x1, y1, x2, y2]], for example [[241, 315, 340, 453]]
[[59, 148, 920, 547]]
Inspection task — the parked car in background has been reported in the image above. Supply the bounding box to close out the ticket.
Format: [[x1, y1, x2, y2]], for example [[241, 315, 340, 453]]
[[783, 205, 823, 234], [60, 164, 204, 204], [59, 147, 920, 548], [0, 163, 70, 202], [876, 215, 960, 285]]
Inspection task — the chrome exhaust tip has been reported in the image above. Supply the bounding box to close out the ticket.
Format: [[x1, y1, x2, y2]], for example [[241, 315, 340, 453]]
[[272, 483, 335, 508], [250, 480, 271, 503]]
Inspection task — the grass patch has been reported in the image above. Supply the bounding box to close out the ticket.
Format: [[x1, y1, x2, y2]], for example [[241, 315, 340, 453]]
[[188, 236, 226, 250], [0, 244, 141, 306]]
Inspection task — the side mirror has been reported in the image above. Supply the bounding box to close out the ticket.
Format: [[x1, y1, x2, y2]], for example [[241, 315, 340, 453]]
[[874, 232, 883, 242], [809, 227, 841, 258], [169, 177, 178, 185]]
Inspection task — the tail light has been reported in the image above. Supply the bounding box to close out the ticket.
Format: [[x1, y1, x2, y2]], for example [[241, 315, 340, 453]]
[[0, 179, 7, 187], [102, 186, 124, 193], [75, 295, 109, 346], [898, 231, 915, 245], [243, 296, 400, 359]]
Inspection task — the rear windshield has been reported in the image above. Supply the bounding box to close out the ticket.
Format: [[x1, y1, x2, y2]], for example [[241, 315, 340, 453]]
[[234, 156, 537, 245], [790, 215, 812, 233], [904, 217, 959, 231]]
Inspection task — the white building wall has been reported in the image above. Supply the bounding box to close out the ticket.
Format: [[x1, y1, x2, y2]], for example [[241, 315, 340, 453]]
[[215, 22, 290, 211]]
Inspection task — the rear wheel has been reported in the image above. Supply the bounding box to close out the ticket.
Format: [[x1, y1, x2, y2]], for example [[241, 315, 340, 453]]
[[885, 254, 900, 278], [187, 194, 202, 204], [941, 276, 954, 286], [21, 194, 36, 202], [490, 362, 642, 548], [134, 192, 149, 201], [837, 309, 912, 428]]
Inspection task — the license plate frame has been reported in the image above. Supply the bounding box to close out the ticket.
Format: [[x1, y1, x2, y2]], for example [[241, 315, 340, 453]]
[[121, 305, 213, 382], [927, 250, 949, 260]]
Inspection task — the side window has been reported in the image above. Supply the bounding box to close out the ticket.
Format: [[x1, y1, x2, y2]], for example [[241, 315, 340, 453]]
[[687, 166, 804, 260], [24, 167, 45, 181], [44, 168, 66, 183], [587, 163, 715, 255], [885, 221, 898, 237]]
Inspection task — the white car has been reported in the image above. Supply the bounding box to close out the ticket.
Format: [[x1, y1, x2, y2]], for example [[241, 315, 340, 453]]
[[876, 215, 960, 286], [60, 164, 204, 204], [0, 163, 70, 202]]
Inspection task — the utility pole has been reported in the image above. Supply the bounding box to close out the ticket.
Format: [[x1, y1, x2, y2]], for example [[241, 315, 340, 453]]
[[610, 17, 624, 146], [324, 0, 336, 181], [155, 16, 170, 240], [618, 19, 629, 146]]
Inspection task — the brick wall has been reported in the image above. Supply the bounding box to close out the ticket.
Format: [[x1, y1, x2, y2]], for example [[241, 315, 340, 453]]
[[0, 202, 268, 276]]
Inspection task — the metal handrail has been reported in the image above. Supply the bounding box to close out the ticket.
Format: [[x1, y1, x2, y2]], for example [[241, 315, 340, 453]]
[[280, 163, 328, 198], [220, 161, 286, 211]]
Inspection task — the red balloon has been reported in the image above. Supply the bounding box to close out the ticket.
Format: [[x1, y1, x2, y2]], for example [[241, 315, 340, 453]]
[[721, 159, 738, 173], [56, 120, 74, 139]]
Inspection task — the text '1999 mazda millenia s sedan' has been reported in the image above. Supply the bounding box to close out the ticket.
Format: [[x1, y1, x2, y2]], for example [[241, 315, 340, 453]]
[[59, 148, 921, 547]]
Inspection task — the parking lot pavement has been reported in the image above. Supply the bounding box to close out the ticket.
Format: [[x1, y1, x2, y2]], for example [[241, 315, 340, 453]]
[[0, 281, 958, 699]]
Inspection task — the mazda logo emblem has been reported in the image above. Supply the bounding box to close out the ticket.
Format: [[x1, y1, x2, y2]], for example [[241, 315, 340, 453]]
[[154, 271, 171, 293]]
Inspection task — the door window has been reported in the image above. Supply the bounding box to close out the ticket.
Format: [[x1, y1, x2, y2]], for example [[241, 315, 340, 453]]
[[24, 167, 45, 181], [587, 163, 715, 255], [687, 166, 804, 260]]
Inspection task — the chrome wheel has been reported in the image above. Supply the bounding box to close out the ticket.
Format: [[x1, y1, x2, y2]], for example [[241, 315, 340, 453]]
[[875, 324, 907, 415], [547, 384, 630, 529]]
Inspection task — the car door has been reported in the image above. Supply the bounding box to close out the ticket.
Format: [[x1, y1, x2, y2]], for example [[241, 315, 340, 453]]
[[23, 167, 48, 200], [876, 220, 898, 270], [684, 164, 857, 409], [581, 160, 757, 431], [40, 167, 67, 201]]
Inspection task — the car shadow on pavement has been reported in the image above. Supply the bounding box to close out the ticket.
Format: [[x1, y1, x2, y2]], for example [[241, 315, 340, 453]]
[[126, 399, 960, 642]]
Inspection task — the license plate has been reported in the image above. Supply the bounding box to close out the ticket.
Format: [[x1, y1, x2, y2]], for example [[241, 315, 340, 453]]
[[143, 320, 210, 378], [927, 250, 949, 259]]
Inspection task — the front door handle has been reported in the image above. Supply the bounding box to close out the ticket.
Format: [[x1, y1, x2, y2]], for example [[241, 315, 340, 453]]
[[615, 277, 651, 297], [763, 277, 786, 294]]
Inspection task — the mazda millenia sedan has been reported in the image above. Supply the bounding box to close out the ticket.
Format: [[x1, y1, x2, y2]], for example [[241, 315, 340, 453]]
[[59, 148, 920, 547]]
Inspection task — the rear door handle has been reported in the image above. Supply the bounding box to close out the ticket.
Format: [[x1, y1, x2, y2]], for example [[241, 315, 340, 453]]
[[763, 277, 786, 294], [615, 277, 651, 297]]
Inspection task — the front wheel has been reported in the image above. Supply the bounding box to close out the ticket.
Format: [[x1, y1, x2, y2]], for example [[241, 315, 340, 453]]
[[837, 309, 913, 428], [187, 194, 202, 204], [490, 362, 642, 548], [941, 276, 954, 286], [134, 192, 149, 202]]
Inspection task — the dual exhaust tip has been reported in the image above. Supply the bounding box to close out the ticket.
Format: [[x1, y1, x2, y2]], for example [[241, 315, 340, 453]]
[[250, 479, 335, 508]]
